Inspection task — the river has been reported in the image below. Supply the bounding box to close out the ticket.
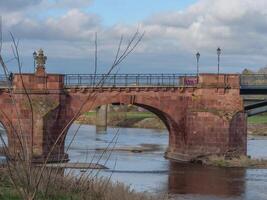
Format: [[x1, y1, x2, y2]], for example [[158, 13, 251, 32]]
[[66, 124, 267, 200], [1, 125, 267, 199]]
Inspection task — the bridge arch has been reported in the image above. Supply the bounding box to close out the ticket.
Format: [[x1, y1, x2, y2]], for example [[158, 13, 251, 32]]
[[61, 92, 184, 162], [0, 118, 13, 158], [0, 122, 8, 149], [84, 102, 174, 131], [64, 92, 183, 136], [64, 102, 176, 136], [0, 112, 14, 148], [63, 104, 173, 165]]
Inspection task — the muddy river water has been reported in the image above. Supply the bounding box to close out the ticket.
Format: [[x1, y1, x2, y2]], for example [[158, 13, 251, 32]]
[[66, 124, 267, 200], [1, 124, 267, 199]]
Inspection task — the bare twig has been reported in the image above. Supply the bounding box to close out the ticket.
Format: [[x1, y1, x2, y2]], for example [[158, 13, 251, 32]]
[[10, 32, 34, 161], [1, 29, 144, 200], [0, 16, 2, 54], [94, 32, 98, 75]]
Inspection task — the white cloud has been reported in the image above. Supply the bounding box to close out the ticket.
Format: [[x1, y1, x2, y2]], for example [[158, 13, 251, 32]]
[[0, 0, 42, 11], [1, 0, 267, 73], [48, 0, 93, 9]]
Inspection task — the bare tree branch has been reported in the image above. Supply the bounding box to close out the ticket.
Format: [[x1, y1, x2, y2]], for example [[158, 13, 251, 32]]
[[94, 32, 98, 75], [10, 32, 34, 161], [0, 16, 2, 54]]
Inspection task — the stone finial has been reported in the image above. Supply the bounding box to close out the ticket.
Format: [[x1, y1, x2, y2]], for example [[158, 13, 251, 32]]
[[35, 49, 47, 68], [34, 49, 47, 76]]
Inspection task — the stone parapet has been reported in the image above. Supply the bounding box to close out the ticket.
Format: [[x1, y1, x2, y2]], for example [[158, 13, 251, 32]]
[[13, 73, 64, 91], [198, 74, 240, 89]]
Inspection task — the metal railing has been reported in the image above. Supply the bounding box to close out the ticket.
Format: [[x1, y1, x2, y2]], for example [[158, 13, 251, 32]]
[[240, 74, 267, 88], [63, 74, 198, 87], [0, 75, 10, 88], [1, 73, 266, 89]]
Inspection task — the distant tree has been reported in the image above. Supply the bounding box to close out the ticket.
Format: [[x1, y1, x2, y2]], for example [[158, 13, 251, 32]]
[[242, 68, 254, 74], [258, 66, 267, 74]]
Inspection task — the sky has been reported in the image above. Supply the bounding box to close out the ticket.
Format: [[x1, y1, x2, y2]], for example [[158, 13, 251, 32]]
[[0, 0, 267, 74]]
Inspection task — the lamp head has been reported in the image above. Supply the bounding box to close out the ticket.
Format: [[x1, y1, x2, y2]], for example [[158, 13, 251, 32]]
[[217, 47, 221, 56], [196, 52, 200, 59], [33, 51, 37, 59]]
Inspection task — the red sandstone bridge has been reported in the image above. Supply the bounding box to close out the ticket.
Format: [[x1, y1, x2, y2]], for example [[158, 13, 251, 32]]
[[0, 51, 266, 163]]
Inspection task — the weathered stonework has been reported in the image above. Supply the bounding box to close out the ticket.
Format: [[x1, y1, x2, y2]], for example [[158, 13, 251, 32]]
[[0, 72, 247, 163]]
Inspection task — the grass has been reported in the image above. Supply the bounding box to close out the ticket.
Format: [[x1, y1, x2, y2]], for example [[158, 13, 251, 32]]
[[248, 113, 267, 125], [84, 111, 154, 119], [78, 111, 165, 129], [84, 111, 96, 117], [0, 167, 158, 200], [201, 155, 267, 168], [81, 110, 267, 134], [0, 188, 21, 200], [119, 112, 154, 120], [85, 110, 267, 127]]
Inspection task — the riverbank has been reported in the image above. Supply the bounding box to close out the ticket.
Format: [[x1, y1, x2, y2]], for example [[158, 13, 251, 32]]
[[76, 111, 267, 135], [76, 111, 166, 129], [198, 155, 267, 168], [248, 114, 267, 136], [0, 166, 157, 200]]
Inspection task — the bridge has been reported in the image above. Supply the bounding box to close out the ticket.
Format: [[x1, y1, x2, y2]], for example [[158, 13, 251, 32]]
[[0, 50, 266, 163]]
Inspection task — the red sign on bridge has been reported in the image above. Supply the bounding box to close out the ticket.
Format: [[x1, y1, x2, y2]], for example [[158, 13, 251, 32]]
[[181, 76, 198, 86]]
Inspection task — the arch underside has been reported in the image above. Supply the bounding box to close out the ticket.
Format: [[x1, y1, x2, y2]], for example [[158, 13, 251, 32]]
[[64, 92, 185, 145], [79, 101, 175, 133]]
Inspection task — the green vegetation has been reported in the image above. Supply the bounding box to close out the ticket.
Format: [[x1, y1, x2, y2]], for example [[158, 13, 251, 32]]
[[247, 114, 267, 136], [77, 110, 165, 129], [201, 155, 267, 168], [0, 167, 157, 200], [248, 113, 267, 125], [82, 106, 267, 134], [123, 112, 154, 119], [84, 111, 154, 119], [84, 111, 96, 117]]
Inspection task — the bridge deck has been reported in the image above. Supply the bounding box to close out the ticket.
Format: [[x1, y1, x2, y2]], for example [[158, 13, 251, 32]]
[[0, 74, 266, 91], [64, 74, 198, 87]]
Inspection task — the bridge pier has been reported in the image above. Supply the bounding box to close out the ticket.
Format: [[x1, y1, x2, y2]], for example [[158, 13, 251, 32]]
[[164, 75, 247, 161], [95, 105, 108, 133], [165, 111, 247, 162]]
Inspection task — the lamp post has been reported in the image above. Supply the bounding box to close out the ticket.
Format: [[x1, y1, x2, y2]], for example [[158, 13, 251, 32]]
[[33, 51, 37, 73], [196, 52, 200, 82], [217, 47, 221, 77]]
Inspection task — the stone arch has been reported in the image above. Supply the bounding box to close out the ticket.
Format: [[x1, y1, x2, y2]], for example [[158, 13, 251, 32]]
[[87, 102, 173, 131], [0, 121, 9, 147], [61, 93, 182, 161], [74, 98, 178, 135], [0, 111, 16, 157], [63, 104, 172, 163], [64, 92, 182, 135], [64, 101, 174, 136]]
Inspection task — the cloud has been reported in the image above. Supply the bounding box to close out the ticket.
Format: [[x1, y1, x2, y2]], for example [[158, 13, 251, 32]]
[[143, 0, 267, 55], [2, 0, 267, 73], [5, 9, 101, 41], [0, 0, 92, 12], [0, 0, 42, 11], [48, 0, 93, 9]]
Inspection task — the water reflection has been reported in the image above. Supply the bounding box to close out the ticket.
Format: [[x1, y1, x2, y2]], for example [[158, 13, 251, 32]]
[[168, 162, 245, 197], [1, 124, 267, 200], [65, 125, 267, 200], [0, 123, 7, 144]]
